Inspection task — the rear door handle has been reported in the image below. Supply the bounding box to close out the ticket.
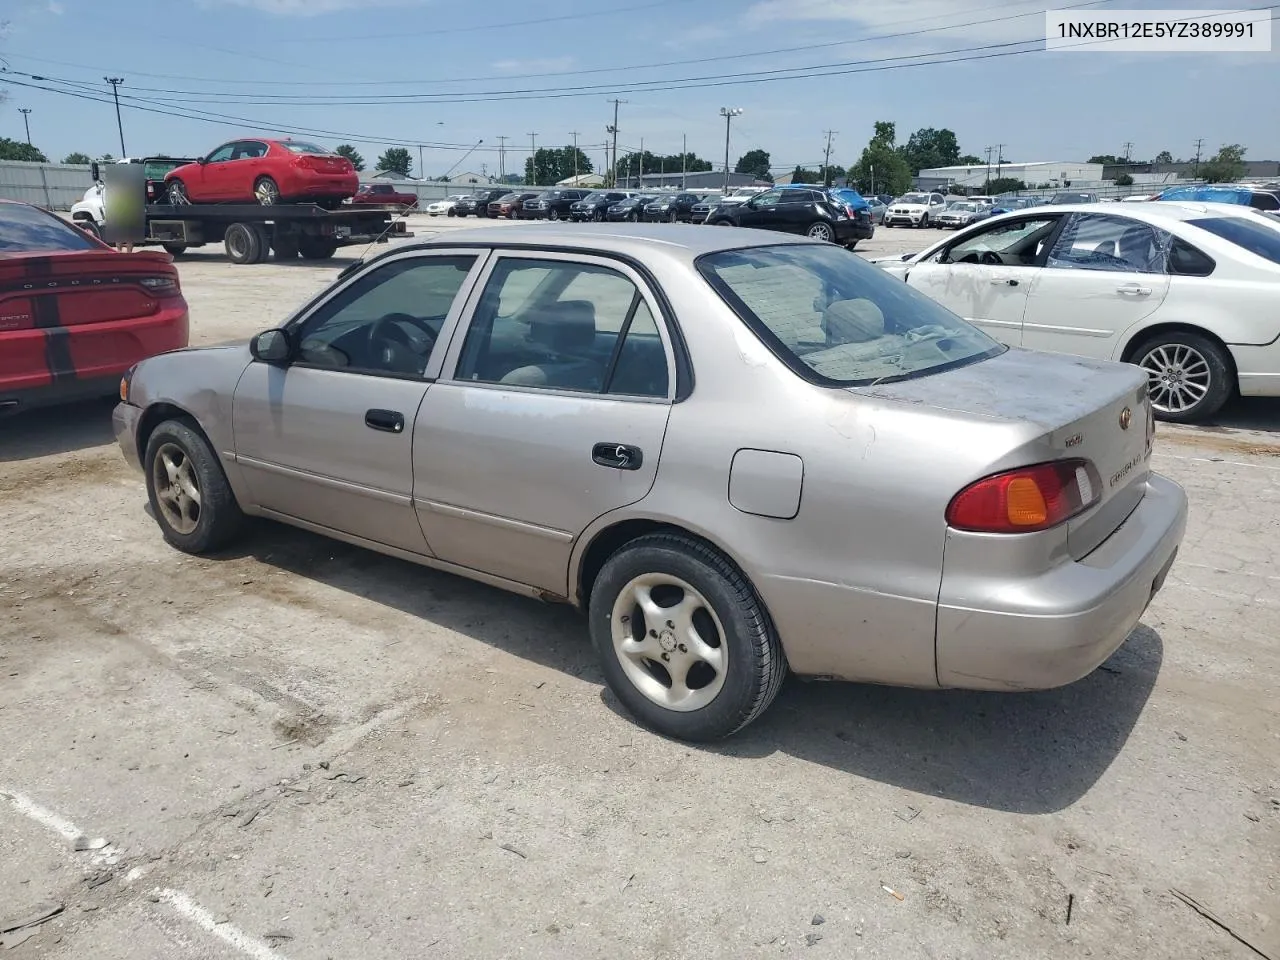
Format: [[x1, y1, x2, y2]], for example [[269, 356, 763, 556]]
[[365, 409, 405, 433], [592, 442, 643, 471], [989, 276, 1019, 286], [1116, 283, 1151, 296]]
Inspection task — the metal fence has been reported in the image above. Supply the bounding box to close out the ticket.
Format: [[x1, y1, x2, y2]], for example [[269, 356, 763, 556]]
[[0, 160, 95, 210]]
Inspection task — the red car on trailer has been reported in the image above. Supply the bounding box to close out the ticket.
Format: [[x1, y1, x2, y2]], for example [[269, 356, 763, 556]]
[[0, 200, 189, 414]]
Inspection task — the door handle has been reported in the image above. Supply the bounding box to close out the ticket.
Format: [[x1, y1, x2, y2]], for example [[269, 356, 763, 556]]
[[592, 442, 643, 471], [1116, 283, 1151, 296], [989, 276, 1019, 286], [365, 409, 405, 433]]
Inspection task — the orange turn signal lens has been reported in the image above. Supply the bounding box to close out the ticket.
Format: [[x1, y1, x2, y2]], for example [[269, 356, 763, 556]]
[[946, 459, 1101, 534], [1004, 477, 1049, 526]]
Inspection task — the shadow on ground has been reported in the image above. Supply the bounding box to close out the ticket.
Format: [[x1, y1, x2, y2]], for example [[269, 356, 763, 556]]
[[210, 520, 1162, 816], [0, 398, 117, 462], [1199, 396, 1280, 433]]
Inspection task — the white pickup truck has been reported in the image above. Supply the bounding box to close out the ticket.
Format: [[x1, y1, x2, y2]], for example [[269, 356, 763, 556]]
[[69, 157, 194, 244]]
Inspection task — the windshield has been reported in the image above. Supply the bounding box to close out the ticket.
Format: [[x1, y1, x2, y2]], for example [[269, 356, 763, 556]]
[[142, 160, 187, 179], [1188, 216, 1280, 265], [0, 202, 99, 253], [1051, 193, 1092, 204], [899, 193, 929, 204], [283, 141, 330, 155], [698, 244, 1003, 386], [947, 202, 977, 211]]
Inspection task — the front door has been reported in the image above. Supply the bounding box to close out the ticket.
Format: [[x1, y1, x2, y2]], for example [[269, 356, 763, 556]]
[[232, 251, 485, 554], [193, 142, 236, 201], [734, 189, 783, 230], [414, 252, 676, 595], [905, 214, 1063, 346], [1020, 212, 1171, 360]]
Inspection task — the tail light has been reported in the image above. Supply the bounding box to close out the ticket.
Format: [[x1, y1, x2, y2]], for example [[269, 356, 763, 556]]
[[946, 460, 1100, 533], [140, 275, 180, 296]]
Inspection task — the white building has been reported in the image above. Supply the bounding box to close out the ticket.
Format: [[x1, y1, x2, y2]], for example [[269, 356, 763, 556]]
[[918, 161, 1105, 189], [446, 171, 498, 186]]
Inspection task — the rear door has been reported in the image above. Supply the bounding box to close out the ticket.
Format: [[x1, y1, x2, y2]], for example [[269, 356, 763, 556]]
[[414, 251, 676, 594], [1020, 212, 1170, 359]]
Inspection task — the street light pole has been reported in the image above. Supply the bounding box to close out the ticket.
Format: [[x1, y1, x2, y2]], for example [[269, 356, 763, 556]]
[[606, 98, 626, 187], [719, 107, 742, 194], [18, 108, 32, 146], [569, 131, 581, 181], [682, 133, 687, 190], [104, 77, 126, 156], [527, 133, 538, 185], [822, 129, 836, 186]]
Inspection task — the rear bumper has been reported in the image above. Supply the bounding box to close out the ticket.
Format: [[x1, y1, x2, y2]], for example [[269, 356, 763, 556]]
[[1227, 343, 1280, 397], [935, 472, 1187, 690], [0, 375, 121, 416], [113, 400, 144, 471], [834, 219, 874, 241]]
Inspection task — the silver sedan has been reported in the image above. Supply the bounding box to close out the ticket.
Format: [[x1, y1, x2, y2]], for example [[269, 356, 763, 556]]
[[114, 224, 1187, 741]]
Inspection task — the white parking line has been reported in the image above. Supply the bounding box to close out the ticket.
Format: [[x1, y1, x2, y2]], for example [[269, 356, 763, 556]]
[[155, 889, 292, 960], [0, 788, 119, 865]]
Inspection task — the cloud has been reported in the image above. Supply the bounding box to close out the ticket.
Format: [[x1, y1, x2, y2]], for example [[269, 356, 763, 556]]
[[742, 0, 1052, 45], [46, 0, 65, 14], [206, 0, 415, 15], [490, 56, 575, 73]]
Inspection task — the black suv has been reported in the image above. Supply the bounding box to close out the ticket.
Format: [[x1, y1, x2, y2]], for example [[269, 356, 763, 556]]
[[706, 186, 874, 246], [456, 188, 509, 217], [643, 193, 705, 222], [569, 191, 630, 221], [519, 189, 589, 220], [606, 195, 659, 222]]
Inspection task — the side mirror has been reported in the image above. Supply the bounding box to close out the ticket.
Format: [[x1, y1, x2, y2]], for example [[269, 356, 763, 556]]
[[91, 162, 101, 182], [197, 157, 208, 165], [250, 328, 292, 363]]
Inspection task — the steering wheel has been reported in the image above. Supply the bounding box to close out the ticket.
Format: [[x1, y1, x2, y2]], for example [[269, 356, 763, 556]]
[[366, 313, 433, 373], [979, 250, 1003, 266]]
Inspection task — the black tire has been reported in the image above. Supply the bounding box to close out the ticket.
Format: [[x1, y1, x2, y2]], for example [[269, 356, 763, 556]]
[[1131, 330, 1233, 423], [711, 219, 734, 227], [271, 231, 300, 260], [588, 533, 787, 741], [254, 176, 281, 206], [223, 222, 262, 265], [167, 179, 190, 205], [549, 208, 561, 221], [76, 219, 102, 240], [919, 214, 929, 228], [143, 419, 245, 554], [298, 235, 339, 260], [844, 240, 859, 250], [162, 242, 187, 256]]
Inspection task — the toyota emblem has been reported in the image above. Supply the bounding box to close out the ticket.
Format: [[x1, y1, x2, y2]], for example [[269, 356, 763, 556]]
[[1119, 407, 1132, 430]]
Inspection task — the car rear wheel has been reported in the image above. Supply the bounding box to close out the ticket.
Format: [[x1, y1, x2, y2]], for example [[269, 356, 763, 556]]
[[254, 177, 281, 206], [167, 180, 190, 205], [1134, 331, 1232, 423], [590, 533, 787, 741], [806, 221, 835, 241], [144, 420, 245, 554], [711, 219, 734, 227]]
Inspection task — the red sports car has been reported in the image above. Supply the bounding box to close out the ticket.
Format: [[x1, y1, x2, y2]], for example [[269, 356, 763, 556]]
[[0, 200, 189, 414], [164, 138, 359, 207], [350, 182, 419, 208]]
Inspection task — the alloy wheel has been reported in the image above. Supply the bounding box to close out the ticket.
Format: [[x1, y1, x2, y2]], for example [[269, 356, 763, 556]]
[[610, 573, 728, 712], [807, 222, 835, 241], [1139, 343, 1212, 414], [152, 443, 202, 535], [255, 178, 280, 205]]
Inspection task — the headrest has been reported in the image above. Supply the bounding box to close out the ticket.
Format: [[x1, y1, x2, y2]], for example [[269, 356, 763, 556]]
[[529, 300, 596, 353], [822, 298, 886, 343]]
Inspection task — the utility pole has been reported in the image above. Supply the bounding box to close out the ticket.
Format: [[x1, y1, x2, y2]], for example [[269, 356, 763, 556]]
[[822, 129, 836, 186], [606, 99, 626, 187], [984, 145, 994, 187], [1122, 141, 1134, 165], [496, 135, 508, 181], [418, 145, 425, 180], [104, 77, 126, 156], [1192, 138, 1205, 179], [527, 133, 538, 185], [995, 143, 1006, 179], [682, 133, 687, 190], [720, 107, 743, 194], [637, 136, 644, 188], [18, 108, 32, 146], [569, 131, 581, 181]]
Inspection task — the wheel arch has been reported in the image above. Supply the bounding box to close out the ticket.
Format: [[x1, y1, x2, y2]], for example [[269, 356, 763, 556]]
[[136, 401, 215, 469], [1119, 321, 1240, 388]]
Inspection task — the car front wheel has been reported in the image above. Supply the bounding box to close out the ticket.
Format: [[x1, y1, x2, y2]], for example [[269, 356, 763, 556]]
[[1134, 331, 1232, 423], [589, 533, 787, 741], [144, 419, 245, 554]]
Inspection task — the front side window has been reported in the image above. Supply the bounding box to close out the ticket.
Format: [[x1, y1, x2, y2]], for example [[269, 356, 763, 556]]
[[0, 202, 98, 253], [1188, 216, 1280, 265], [699, 244, 1002, 386], [944, 216, 1060, 266], [455, 258, 669, 397], [1046, 213, 1166, 274], [293, 255, 476, 377], [752, 191, 783, 207], [206, 143, 235, 163]]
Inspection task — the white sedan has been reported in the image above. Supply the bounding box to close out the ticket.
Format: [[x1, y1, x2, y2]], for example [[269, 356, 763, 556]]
[[873, 202, 1280, 421], [425, 195, 467, 216]]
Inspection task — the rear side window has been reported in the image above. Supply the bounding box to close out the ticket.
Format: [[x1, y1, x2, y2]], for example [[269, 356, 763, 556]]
[[1167, 237, 1215, 276], [0, 203, 98, 252], [1188, 216, 1280, 265]]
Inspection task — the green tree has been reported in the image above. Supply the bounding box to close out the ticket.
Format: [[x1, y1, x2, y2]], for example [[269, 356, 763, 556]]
[[734, 148, 772, 181], [789, 166, 822, 184], [0, 137, 48, 162], [899, 127, 961, 174], [334, 144, 365, 171], [957, 154, 982, 165], [1199, 144, 1246, 183], [1115, 173, 1134, 186], [97, 153, 115, 162], [1088, 154, 1123, 165], [376, 147, 413, 177], [528, 146, 595, 184], [1154, 150, 1174, 164], [62, 151, 93, 165], [613, 150, 711, 184], [849, 122, 911, 196], [984, 177, 1026, 194]]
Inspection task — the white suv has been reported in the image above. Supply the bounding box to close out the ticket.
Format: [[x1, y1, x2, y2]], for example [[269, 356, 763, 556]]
[[884, 192, 947, 227]]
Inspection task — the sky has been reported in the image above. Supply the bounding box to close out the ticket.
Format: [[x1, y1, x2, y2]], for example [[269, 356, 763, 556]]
[[1, 0, 1276, 177]]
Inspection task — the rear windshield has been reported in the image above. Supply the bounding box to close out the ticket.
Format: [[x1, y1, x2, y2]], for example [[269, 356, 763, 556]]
[[0, 203, 98, 253], [1188, 216, 1280, 265], [698, 244, 1002, 386], [142, 160, 186, 180], [1051, 193, 1092, 204], [282, 141, 330, 155]]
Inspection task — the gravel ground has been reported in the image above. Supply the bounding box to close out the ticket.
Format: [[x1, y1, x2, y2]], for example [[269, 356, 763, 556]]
[[2, 215, 1278, 960]]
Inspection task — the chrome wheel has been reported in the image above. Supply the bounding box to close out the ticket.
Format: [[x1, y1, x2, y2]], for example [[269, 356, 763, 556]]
[[152, 442, 202, 535], [167, 180, 189, 205], [254, 177, 281, 205], [1139, 342, 1211, 414], [807, 222, 835, 241], [610, 573, 728, 712]]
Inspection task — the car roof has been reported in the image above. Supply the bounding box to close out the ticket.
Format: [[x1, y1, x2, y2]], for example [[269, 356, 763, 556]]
[[382, 223, 816, 261], [1009, 200, 1262, 224]]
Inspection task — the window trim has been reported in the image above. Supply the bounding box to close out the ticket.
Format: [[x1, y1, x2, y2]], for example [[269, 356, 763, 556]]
[[276, 248, 493, 382], [437, 249, 678, 403]]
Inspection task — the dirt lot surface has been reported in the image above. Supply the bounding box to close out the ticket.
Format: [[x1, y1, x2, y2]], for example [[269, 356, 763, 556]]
[[2, 216, 1278, 960]]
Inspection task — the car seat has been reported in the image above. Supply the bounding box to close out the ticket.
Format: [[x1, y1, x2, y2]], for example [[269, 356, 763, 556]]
[[500, 300, 604, 391]]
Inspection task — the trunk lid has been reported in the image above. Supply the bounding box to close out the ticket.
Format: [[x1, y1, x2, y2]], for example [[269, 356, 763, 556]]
[[0, 250, 177, 329], [856, 348, 1155, 557]]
